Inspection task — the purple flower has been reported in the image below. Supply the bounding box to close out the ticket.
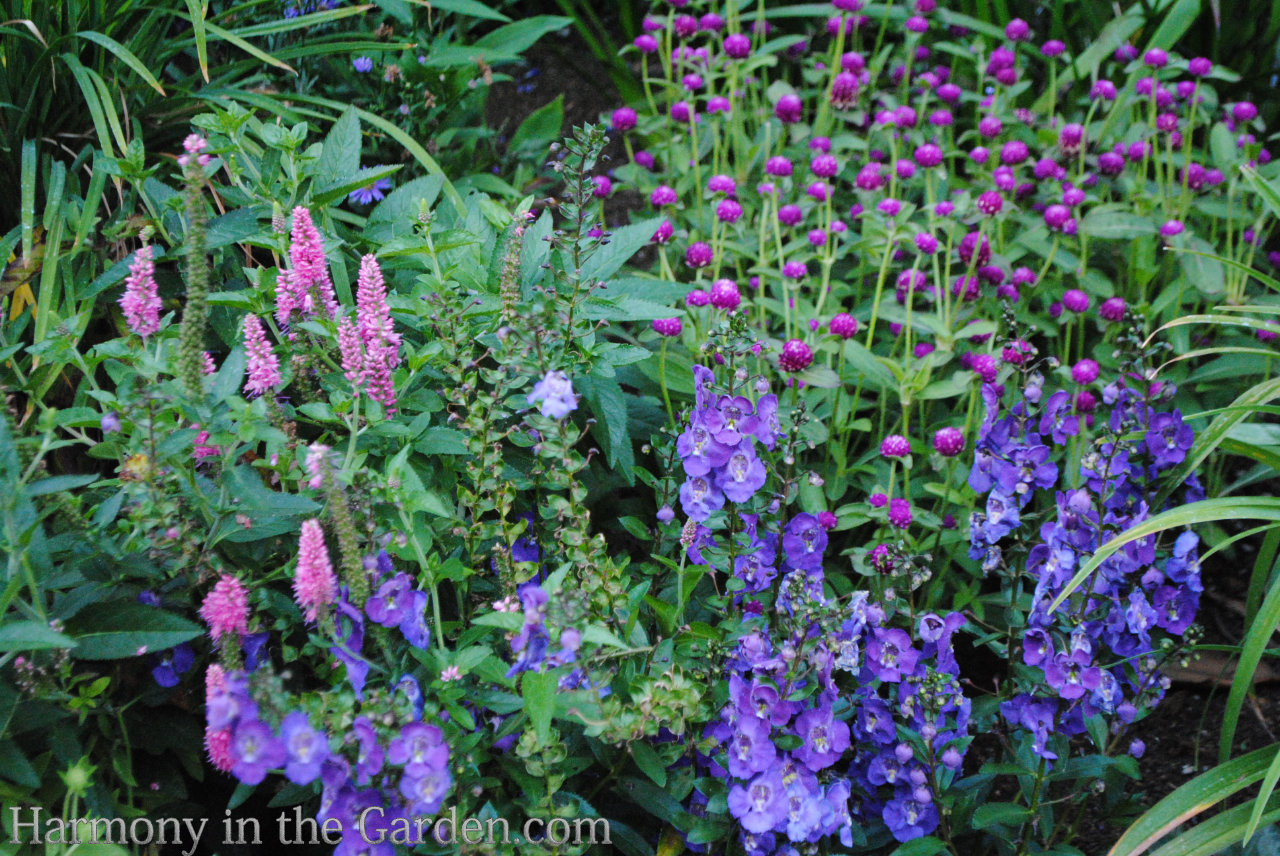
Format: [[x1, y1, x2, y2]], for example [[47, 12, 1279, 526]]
[[352, 716, 384, 784], [782, 513, 826, 570], [398, 765, 452, 816], [867, 627, 920, 682], [151, 643, 194, 688], [352, 56, 373, 72], [717, 442, 768, 503], [727, 716, 777, 778], [884, 794, 939, 842], [231, 718, 287, 785], [680, 476, 726, 521], [793, 706, 851, 771], [281, 711, 329, 785], [728, 771, 789, 833], [388, 722, 448, 777], [528, 370, 578, 419], [365, 573, 410, 627], [677, 418, 733, 476], [349, 176, 392, 205], [1146, 411, 1193, 467]]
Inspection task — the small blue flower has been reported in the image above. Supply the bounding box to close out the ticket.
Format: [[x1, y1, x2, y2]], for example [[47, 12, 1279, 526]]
[[348, 177, 392, 205], [150, 643, 194, 687], [352, 56, 373, 73]]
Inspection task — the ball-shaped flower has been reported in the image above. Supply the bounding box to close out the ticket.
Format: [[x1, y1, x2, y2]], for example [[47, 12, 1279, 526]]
[[880, 434, 910, 458], [829, 313, 858, 338], [652, 318, 683, 336], [1062, 288, 1091, 313], [1072, 358, 1099, 384], [933, 427, 964, 457], [778, 339, 813, 372], [685, 242, 714, 268], [709, 279, 741, 310]]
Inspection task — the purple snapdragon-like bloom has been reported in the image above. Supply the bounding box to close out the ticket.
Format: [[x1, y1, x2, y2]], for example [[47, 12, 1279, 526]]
[[231, 718, 287, 785], [528, 370, 578, 418], [793, 705, 851, 770], [728, 771, 789, 833], [281, 711, 329, 785]]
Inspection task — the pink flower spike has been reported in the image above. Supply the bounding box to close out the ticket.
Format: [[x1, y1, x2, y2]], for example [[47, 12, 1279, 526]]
[[200, 575, 249, 642], [242, 314, 281, 397], [305, 443, 330, 489], [120, 246, 162, 339], [355, 254, 401, 415], [294, 519, 337, 623], [276, 207, 339, 327]]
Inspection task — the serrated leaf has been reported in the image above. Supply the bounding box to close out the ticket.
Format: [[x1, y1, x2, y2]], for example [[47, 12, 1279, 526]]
[[313, 107, 361, 188], [0, 620, 77, 652], [580, 217, 664, 285], [631, 740, 668, 786], [67, 602, 202, 660], [522, 669, 556, 744], [578, 374, 635, 482], [509, 94, 564, 154], [1079, 209, 1155, 240]]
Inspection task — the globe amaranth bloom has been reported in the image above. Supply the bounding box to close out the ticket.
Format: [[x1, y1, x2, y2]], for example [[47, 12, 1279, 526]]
[[778, 339, 813, 372], [528, 370, 578, 419]]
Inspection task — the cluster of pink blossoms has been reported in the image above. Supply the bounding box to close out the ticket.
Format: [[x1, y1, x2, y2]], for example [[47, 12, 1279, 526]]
[[276, 207, 339, 328], [338, 254, 402, 414], [119, 245, 162, 339], [242, 314, 281, 397], [294, 519, 337, 623]]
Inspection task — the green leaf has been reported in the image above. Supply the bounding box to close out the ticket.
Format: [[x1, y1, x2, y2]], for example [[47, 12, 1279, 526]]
[[1079, 209, 1155, 240], [577, 374, 635, 483], [1177, 236, 1226, 299], [509, 94, 564, 154], [0, 620, 77, 653], [1246, 747, 1280, 845], [1222, 576, 1280, 764], [630, 740, 668, 786], [428, 0, 512, 21], [1112, 744, 1280, 856], [184, 0, 210, 82], [973, 802, 1031, 830], [76, 32, 165, 94], [1243, 165, 1280, 221], [1145, 0, 1201, 51], [841, 339, 895, 391], [314, 107, 362, 188], [521, 669, 557, 745], [475, 15, 571, 54], [25, 474, 98, 496], [580, 218, 663, 285], [890, 837, 948, 856], [67, 602, 202, 660], [0, 741, 39, 788]]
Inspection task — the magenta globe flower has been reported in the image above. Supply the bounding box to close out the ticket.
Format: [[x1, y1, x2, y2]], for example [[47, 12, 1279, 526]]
[[933, 427, 964, 457], [652, 318, 683, 336], [778, 339, 813, 372]]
